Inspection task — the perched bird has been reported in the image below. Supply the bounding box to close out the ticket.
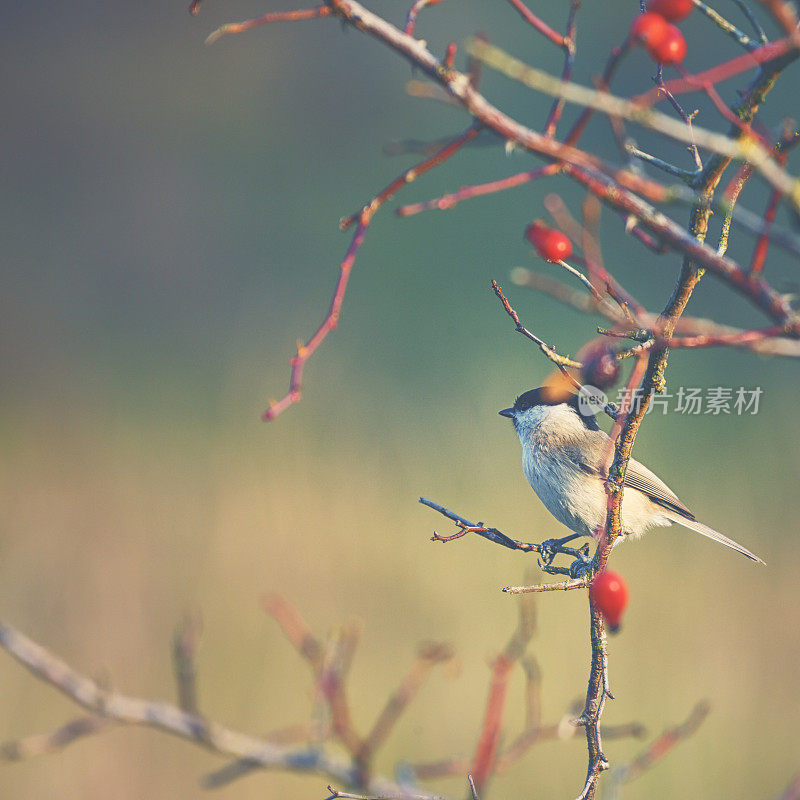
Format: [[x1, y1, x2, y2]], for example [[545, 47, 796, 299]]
[[499, 386, 764, 563]]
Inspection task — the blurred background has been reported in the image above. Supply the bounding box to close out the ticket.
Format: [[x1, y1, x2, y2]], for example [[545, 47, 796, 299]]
[[2, 1, 799, 798]]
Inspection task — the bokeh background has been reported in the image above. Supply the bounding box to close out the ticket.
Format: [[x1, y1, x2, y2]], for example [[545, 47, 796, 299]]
[[2, 1, 799, 798]]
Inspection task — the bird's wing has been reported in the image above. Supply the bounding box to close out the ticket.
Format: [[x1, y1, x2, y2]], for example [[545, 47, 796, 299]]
[[622, 458, 694, 519], [566, 435, 694, 520], [567, 436, 764, 563]]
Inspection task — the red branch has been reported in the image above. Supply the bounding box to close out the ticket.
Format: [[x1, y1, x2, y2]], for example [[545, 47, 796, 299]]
[[220, 0, 800, 421], [261, 218, 365, 421], [668, 324, 786, 348], [340, 125, 480, 230], [396, 164, 561, 217], [633, 38, 793, 106], [751, 187, 785, 273], [398, 36, 630, 219], [470, 656, 513, 794], [750, 132, 798, 272], [403, 0, 446, 35], [205, 5, 332, 44], [263, 124, 479, 420], [543, 1, 579, 137], [505, 0, 566, 47]]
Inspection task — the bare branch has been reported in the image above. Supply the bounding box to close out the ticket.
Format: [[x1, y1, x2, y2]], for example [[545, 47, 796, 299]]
[[0, 623, 368, 788], [0, 716, 112, 761], [466, 37, 800, 208], [491, 280, 583, 370], [206, 5, 332, 45], [403, 0, 446, 36], [605, 701, 710, 798], [358, 643, 454, 766], [503, 578, 589, 594], [504, 0, 566, 47], [263, 123, 480, 420], [172, 610, 202, 715], [419, 496, 543, 553]]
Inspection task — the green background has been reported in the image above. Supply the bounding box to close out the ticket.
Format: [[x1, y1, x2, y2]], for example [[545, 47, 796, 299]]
[[2, 1, 799, 798]]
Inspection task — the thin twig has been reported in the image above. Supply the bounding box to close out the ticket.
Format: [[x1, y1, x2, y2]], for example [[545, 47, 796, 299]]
[[419, 497, 542, 553], [396, 165, 561, 216], [543, 1, 580, 138], [632, 37, 795, 105], [466, 38, 799, 207], [605, 701, 710, 798], [172, 610, 202, 715], [403, 0, 446, 36], [503, 578, 588, 594], [263, 124, 480, 420], [504, 0, 566, 47], [0, 716, 113, 761], [732, 0, 769, 44], [358, 643, 454, 767], [0, 622, 437, 797], [692, 0, 758, 50], [491, 280, 583, 369], [205, 5, 332, 44], [325, 786, 441, 800]]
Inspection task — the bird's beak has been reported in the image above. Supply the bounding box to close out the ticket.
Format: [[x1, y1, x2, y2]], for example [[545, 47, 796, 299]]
[[498, 407, 515, 418]]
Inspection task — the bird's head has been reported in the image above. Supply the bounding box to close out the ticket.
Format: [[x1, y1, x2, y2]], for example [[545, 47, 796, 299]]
[[499, 386, 600, 437]]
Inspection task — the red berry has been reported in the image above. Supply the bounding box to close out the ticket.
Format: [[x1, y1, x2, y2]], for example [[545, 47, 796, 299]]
[[581, 347, 621, 390], [648, 0, 693, 22], [630, 12, 669, 48], [646, 24, 687, 64], [525, 221, 573, 262], [590, 571, 629, 633]]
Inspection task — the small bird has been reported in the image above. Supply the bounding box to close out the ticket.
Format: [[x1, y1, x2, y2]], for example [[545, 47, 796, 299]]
[[499, 386, 764, 563]]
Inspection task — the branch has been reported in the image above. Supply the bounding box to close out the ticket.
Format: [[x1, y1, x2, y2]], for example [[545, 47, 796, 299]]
[[206, 0, 800, 418], [0, 622, 384, 790], [605, 701, 710, 798], [469, 596, 536, 795], [1, 715, 112, 761], [504, 0, 566, 47], [396, 164, 562, 217], [172, 610, 202, 715], [503, 578, 588, 594], [206, 5, 332, 44], [511, 269, 800, 358], [492, 280, 625, 421], [543, 1, 580, 138], [491, 280, 584, 370], [403, 0, 446, 35], [262, 123, 480, 420], [466, 38, 800, 209], [419, 496, 542, 553], [357, 642, 454, 769]]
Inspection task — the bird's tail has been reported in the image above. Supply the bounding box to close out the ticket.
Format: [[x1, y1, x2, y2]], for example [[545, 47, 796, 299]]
[[663, 511, 765, 564]]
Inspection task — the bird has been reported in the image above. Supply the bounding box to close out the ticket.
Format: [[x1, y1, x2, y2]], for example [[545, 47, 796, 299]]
[[499, 386, 764, 564]]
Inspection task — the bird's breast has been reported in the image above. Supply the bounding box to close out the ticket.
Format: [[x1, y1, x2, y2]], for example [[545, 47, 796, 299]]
[[522, 441, 605, 537]]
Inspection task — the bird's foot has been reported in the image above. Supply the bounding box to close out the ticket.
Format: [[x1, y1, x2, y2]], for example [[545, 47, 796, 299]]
[[537, 534, 584, 566], [569, 554, 593, 579]]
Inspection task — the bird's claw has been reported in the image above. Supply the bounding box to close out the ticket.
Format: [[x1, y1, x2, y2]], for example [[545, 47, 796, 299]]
[[539, 537, 569, 565], [569, 557, 592, 579]]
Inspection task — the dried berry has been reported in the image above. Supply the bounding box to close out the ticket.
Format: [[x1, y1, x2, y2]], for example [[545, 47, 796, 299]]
[[581, 347, 621, 390]]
